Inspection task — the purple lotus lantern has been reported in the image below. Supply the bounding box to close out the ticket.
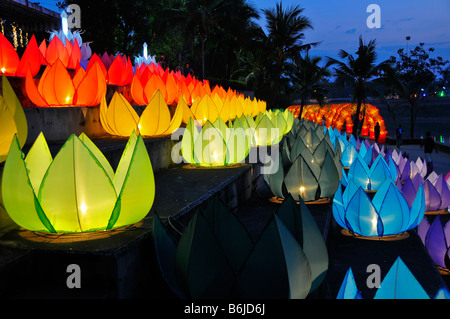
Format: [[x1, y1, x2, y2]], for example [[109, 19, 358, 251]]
[[418, 215, 450, 274], [399, 171, 450, 214]]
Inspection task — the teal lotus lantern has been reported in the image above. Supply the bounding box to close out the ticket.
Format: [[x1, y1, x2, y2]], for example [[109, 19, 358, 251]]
[[333, 179, 425, 238], [152, 194, 328, 299], [265, 125, 342, 203]]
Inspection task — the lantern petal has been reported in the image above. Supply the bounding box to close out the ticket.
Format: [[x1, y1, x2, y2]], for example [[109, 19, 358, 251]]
[[38, 135, 118, 232], [435, 175, 450, 209], [45, 37, 69, 67], [0, 33, 19, 76], [175, 212, 235, 298], [40, 60, 75, 106], [425, 215, 448, 268], [152, 213, 186, 298], [164, 98, 184, 135], [139, 90, 171, 136], [318, 152, 340, 198], [79, 133, 115, 181], [2, 135, 55, 232], [15, 35, 41, 77], [226, 121, 249, 165], [276, 195, 328, 293], [24, 132, 53, 194], [337, 268, 363, 299], [346, 187, 380, 236], [424, 180, 443, 211], [274, 215, 312, 299], [181, 118, 199, 165], [73, 62, 106, 106], [25, 67, 48, 107], [374, 257, 429, 299], [0, 74, 28, 160], [107, 55, 125, 85], [373, 181, 410, 235], [130, 75, 147, 105], [104, 92, 139, 136], [109, 133, 154, 229], [265, 150, 285, 198], [99, 96, 117, 136], [284, 154, 319, 202]]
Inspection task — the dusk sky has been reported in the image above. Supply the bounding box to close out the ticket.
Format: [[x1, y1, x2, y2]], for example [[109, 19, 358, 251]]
[[40, 0, 450, 64], [255, 0, 450, 64]]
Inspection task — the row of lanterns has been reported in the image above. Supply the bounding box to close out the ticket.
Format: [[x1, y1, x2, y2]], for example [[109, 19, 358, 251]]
[[287, 103, 388, 143], [1, 31, 266, 112]]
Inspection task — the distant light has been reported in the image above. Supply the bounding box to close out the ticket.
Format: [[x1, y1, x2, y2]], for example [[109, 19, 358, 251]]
[[143, 42, 148, 59], [1, 68, 5, 73], [61, 11, 69, 36]]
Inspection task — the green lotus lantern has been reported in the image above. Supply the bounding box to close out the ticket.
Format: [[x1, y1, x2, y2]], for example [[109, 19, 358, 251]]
[[2, 132, 155, 233], [251, 109, 294, 147], [265, 123, 342, 203], [153, 194, 328, 299], [181, 117, 250, 167]]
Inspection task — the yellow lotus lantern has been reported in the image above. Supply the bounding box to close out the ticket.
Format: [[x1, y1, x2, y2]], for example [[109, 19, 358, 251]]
[[0, 75, 28, 162], [100, 90, 183, 137], [2, 132, 155, 233], [190, 94, 220, 125]]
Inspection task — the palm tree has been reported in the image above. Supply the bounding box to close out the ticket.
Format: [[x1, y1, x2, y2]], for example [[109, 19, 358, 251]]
[[327, 36, 392, 137], [290, 53, 331, 119], [154, 0, 258, 80], [262, 1, 317, 107]]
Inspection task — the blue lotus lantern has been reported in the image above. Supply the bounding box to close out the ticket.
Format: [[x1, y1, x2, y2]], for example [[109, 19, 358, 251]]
[[333, 179, 425, 238], [341, 154, 398, 191], [337, 257, 440, 299]]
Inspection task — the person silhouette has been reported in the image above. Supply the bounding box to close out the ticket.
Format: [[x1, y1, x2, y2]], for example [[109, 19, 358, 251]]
[[374, 122, 380, 143]]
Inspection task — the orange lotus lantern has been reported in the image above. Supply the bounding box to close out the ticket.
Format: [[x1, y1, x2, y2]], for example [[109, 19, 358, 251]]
[[26, 59, 106, 107], [39, 36, 81, 70], [107, 54, 133, 86], [0, 33, 42, 77], [131, 72, 169, 106]]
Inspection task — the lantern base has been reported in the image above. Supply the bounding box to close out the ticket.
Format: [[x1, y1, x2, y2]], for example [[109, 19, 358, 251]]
[[437, 266, 450, 275], [182, 163, 245, 170], [425, 209, 449, 215], [17, 221, 143, 244], [341, 229, 410, 241], [268, 196, 332, 205]]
